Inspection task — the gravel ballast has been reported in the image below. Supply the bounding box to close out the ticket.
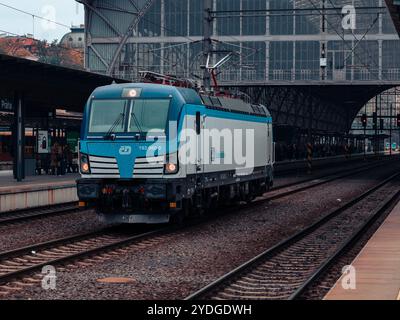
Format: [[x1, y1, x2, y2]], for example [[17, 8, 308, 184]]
[[4, 161, 400, 300]]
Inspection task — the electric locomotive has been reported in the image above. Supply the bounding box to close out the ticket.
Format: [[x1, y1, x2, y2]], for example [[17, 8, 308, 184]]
[[77, 82, 274, 224]]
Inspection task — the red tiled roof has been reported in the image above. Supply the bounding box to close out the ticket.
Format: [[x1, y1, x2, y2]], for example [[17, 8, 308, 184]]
[[0, 36, 83, 68]]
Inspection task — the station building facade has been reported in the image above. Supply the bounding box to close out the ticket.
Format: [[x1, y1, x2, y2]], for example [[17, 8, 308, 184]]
[[84, 0, 400, 84], [80, 0, 400, 155]]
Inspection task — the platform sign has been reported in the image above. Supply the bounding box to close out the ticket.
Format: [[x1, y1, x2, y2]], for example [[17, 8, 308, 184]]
[[37, 130, 49, 154], [0, 98, 13, 112], [67, 131, 79, 153]]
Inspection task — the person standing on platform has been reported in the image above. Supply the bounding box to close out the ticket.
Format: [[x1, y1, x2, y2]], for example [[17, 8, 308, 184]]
[[50, 143, 58, 175], [56, 143, 63, 176], [60, 144, 68, 176], [65, 145, 73, 174], [51, 142, 62, 176]]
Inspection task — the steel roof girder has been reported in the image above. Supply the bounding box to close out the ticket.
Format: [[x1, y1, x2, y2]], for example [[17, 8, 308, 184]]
[[106, 0, 155, 76]]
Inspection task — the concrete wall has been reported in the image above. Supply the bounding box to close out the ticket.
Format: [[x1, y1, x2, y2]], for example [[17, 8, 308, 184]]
[[0, 185, 78, 213]]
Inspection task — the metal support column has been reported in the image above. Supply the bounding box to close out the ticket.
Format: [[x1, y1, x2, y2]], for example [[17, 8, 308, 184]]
[[375, 96, 379, 157], [203, 0, 213, 91], [307, 97, 313, 174], [390, 102, 393, 156], [364, 104, 367, 161], [13, 92, 25, 181]]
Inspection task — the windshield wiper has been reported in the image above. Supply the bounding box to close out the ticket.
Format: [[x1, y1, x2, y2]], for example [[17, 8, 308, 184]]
[[104, 112, 124, 140], [130, 111, 145, 139]]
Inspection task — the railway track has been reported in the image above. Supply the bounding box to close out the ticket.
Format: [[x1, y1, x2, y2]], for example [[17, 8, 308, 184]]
[[263, 157, 397, 201], [274, 153, 386, 177], [272, 158, 383, 191], [0, 157, 393, 227], [0, 203, 79, 226], [186, 172, 400, 300], [0, 226, 170, 294], [0, 158, 397, 296]]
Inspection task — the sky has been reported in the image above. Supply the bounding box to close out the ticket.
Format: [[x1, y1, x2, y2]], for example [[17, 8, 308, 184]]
[[0, 0, 84, 41]]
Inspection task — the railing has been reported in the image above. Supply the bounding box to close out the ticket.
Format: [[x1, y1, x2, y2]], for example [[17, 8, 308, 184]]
[[94, 67, 400, 84], [384, 68, 400, 80]]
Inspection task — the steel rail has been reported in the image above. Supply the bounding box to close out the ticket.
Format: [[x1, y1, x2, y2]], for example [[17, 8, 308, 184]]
[[0, 203, 79, 225], [289, 188, 400, 300], [272, 157, 390, 191], [0, 157, 393, 226], [0, 159, 397, 293], [264, 158, 397, 201], [0, 227, 169, 286], [185, 172, 400, 300]]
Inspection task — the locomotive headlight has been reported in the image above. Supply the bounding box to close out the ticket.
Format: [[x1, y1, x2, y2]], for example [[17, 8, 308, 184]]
[[82, 163, 89, 172], [166, 163, 177, 173], [122, 88, 142, 98], [80, 153, 91, 174], [164, 153, 179, 174]]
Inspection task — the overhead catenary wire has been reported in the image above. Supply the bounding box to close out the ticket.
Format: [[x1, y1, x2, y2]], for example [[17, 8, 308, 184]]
[[82, 0, 201, 75], [324, 0, 386, 80], [120, 0, 254, 78], [0, 2, 71, 30], [307, 0, 384, 78], [2, 1, 388, 83], [0, 2, 250, 81], [75, 0, 273, 78], [0, 2, 90, 66]]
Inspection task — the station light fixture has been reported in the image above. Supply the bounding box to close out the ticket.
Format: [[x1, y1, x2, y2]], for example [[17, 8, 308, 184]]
[[361, 114, 367, 128]]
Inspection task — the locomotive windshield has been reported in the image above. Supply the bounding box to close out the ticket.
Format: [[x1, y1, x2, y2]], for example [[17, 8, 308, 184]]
[[88, 99, 170, 135], [89, 100, 127, 134], [128, 99, 170, 133]]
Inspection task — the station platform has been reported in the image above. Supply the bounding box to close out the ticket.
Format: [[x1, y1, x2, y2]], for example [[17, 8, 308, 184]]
[[274, 152, 389, 174], [324, 200, 400, 300], [0, 171, 78, 213], [0, 152, 394, 214]]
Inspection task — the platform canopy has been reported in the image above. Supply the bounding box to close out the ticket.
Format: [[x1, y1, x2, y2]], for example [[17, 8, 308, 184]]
[[0, 53, 128, 112], [223, 82, 399, 134], [0, 53, 399, 134]]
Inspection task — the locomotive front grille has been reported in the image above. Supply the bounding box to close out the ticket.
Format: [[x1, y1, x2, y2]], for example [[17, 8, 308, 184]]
[[133, 156, 164, 176], [89, 155, 120, 176]]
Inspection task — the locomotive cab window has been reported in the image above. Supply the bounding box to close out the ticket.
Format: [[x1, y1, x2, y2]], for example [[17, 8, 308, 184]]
[[87, 99, 170, 135], [128, 99, 170, 134], [89, 100, 128, 133]]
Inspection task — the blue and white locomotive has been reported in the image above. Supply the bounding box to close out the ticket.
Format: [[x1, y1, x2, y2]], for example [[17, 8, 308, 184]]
[[77, 83, 274, 224]]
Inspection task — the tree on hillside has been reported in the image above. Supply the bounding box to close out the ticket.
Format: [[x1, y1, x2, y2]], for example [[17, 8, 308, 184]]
[[0, 36, 84, 69], [38, 39, 83, 69]]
